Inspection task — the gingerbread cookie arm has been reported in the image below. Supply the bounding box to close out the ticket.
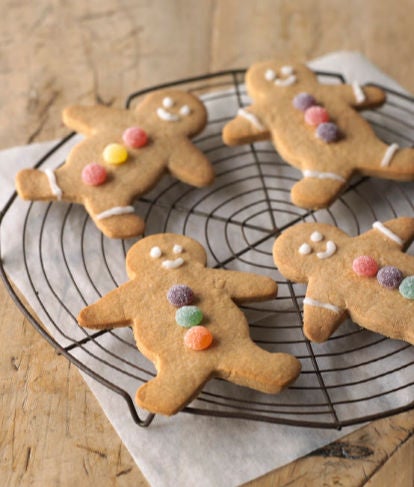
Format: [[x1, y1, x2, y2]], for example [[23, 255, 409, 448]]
[[167, 139, 215, 187], [367, 218, 414, 250], [210, 269, 277, 303], [78, 284, 134, 329], [222, 105, 271, 146], [302, 279, 347, 342], [335, 83, 386, 109], [63, 105, 128, 135]]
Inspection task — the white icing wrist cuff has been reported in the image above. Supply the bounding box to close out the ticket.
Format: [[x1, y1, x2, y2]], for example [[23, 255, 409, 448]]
[[96, 206, 135, 220]]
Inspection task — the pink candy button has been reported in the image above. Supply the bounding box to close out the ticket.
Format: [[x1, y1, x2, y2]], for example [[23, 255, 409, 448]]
[[304, 106, 329, 127], [122, 126, 148, 149], [352, 255, 378, 277], [81, 163, 107, 186]]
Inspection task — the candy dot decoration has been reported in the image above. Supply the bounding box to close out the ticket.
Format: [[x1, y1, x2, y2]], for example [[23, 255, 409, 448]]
[[352, 255, 379, 277], [103, 143, 128, 164], [304, 106, 329, 127], [167, 285, 194, 307], [176, 305, 203, 328], [81, 163, 107, 186], [377, 266, 404, 289], [399, 276, 414, 299], [184, 326, 213, 351], [292, 93, 317, 112], [316, 122, 340, 143], [122, 127, 148, 149]]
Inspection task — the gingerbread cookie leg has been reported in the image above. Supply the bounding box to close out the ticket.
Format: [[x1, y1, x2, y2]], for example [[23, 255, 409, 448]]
[[136, 359, 213, 415], [16, 168, 63, 201], [290, 173, 349, 209], [219, 340, 301, 392]]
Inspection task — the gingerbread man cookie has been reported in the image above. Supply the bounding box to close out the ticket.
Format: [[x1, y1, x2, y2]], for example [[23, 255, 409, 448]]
[[16, 90, 215, 239], [78, 233, 301, 415], [223, 61, 414, 209], [273, 218, 414, 344]]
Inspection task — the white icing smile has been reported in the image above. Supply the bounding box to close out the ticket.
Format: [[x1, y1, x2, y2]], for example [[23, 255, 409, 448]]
[[157, 98, 192, 122], [162, 257, 184, 269], [316, 240, 337, 259]]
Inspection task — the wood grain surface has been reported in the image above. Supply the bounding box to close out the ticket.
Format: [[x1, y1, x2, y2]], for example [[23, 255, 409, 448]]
[[1, 1, 413, 486]]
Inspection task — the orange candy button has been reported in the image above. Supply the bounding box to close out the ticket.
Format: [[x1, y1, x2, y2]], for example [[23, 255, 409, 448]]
[[184, 326, 213, 351]]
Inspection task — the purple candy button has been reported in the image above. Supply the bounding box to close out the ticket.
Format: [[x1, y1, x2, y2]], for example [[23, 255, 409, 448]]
[[316, 122, 340, 143], [377, 266, 403, 289], [167, 284, 194, 307], [292, 93, 317, 112]]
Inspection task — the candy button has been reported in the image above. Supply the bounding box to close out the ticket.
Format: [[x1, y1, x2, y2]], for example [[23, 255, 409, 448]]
[[184, 326, 213, 351], [304, 106, 329, 126], [176, 306, 203, 328], [399, 276, 414, 299], [103, 143, 128, 164], [377, 266, 403, 289], [122, 127, 148, 149], [167, 285, 194, 307], [352, 256, 378, 277], [316, 122, 340, 143], [292, 93, 317, 112], [81, 163, 107, 186]]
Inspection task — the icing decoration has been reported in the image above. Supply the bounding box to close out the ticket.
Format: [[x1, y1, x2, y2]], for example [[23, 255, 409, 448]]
[[316, 241, 336, 259], [399, 276, 414, 299], [316, 122, 340, 143], [237, 108, 265, 131], [299, 243, 312, 255], [44, 169, 63, 200], [292, 93, 317, 112], [352, 255, 378, 277], [302, 169, 346, 182], [162, 97, 174, 108], [103, 143, 128, 164], [303, 297, 341, 314], [280, 65, 294, 76], [176, 305, 203, 328], [150, 246, 162, 258], [81, 163, 107, 186], [265, 69, 276, 81], [173, 244, 183, 254], [352, 82, 366, 104], [380, 143, 399, 167], [167, 285, 194, 307], [275, 75, 296, 87], [372, 221, 403, 246], [122, 127, 148, 149], [162, 257, 184, 269], [179, 105, 191, 116], [377, 266, 403, 289], [310, 231, 323, 242], [304, 106, 329, 126], [184, 326, 213, 351], [96, 205, 135, 220], [156, 107, 180, 122]]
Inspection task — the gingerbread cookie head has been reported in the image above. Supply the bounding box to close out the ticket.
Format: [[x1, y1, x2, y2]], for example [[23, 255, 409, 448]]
[[273, 222, 349, 282], [134, 89, 207, 137], [246, 61, 318, 101], [126, 233, 207, 278]]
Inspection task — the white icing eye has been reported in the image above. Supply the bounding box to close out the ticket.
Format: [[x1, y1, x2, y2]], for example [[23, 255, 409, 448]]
[[179, 105, 191, 116], [162, 97, 174, 108], [280, 65, 294, 76], [310, 231, 323, 242], [299, 243, 312, 255], [150, 246, 162, 258], [264, 69, 276, 81], [173, 244, 183, 254]]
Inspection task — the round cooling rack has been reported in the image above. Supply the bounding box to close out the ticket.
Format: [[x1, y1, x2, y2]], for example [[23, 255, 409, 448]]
[[1, 69, 414, 429]]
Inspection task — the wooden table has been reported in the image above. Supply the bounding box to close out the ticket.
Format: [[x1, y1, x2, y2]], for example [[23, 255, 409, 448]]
[[1, 1, 413, 485]]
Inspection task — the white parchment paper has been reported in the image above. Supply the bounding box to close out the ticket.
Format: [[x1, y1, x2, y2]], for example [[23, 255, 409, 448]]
[[1, 52, 413, 487]]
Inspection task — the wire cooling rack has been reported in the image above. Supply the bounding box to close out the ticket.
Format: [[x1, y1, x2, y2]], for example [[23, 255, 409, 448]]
[[1, 70, 413, 429]]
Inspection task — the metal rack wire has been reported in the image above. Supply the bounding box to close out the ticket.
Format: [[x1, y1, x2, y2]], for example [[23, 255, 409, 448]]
[[1, 69, 413, 429]]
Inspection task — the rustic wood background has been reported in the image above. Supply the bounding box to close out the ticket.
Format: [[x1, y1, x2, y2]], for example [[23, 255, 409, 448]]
[[0, 1, 413, 485]]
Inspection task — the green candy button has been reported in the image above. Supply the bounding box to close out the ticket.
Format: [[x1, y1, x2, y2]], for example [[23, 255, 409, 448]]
[[176, 306, 203, 328], [399, 276, 414, 300]]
